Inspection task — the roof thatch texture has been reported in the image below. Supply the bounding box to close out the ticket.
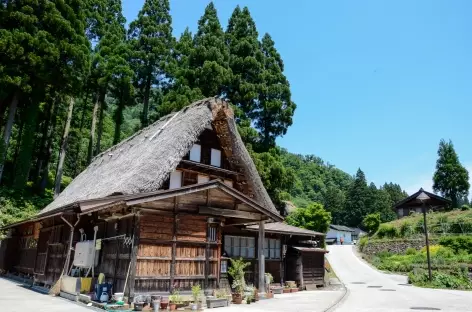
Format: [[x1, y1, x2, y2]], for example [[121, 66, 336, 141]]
[[40, 98, 278, 216]]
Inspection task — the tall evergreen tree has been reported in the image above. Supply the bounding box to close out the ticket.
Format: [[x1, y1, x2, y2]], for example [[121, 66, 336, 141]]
[[433, 139, 470, 207], [323, 185, 346, 224], [226, 6, 263, 122], [89, 0, 127, 154], [258, 33, 296, 148], [160, 28, 202, 116], [344, 168, 370, 226], [190, 2, 230, 97], [0, 0, 90, 189], [128, 0, 174, 128]]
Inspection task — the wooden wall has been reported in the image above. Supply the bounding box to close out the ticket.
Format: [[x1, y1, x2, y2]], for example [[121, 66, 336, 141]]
[[301, 252, 325, 287], [135, 213, 220, 294]]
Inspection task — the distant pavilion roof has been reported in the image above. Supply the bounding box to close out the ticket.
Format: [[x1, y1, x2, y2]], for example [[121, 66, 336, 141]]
[[393, 188, 451, 209]]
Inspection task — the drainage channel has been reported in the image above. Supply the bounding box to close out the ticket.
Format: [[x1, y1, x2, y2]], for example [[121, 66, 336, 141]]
[[379, 289, 396, 291], [410, 308, 441, 311], [367, 286, 382, 288]]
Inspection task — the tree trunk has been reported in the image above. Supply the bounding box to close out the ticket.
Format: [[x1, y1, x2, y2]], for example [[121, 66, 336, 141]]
[[34, 97, 54, 186], [141, 75, 151, 128], [13, 101, 40, 190], [38, 99, 60, 194], [95, 91, 105, 156], [0, 93, 18, 184], [73, 92, 89, 176], [0, 92, 13, 130], [113, 86, 125, 145], [54, 97, 75, 198], [87, 93, 100, 164]]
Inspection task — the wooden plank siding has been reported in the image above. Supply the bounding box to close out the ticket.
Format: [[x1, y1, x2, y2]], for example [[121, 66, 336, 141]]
[[134, 213, 220, 294]]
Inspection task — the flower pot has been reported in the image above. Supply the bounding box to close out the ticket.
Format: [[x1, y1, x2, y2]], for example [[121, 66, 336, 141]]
[[169, 303, 177, 310], [232, 293, 242, 304], [283, 288, 290, 294], [160, 301, 168, 310], [134, 302, 145, 311], [290, 288, 299, 293]]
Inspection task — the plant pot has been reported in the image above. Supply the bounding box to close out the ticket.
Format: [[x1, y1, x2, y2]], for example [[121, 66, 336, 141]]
[[232, 293, 242, 304], [207, 298, 229, 308], [283, 288, 290, 294], [271, 287, 283, 295], [160, 301, 168, 310], [134, 302, 145, 311], [191, 303, 198, 311], [266, 292, 273, 299], [291, 288, 299, 293], [169, 303, 177, 311]]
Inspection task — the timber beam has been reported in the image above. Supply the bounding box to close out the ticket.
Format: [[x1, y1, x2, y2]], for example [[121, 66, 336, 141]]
[[198, 206, 263, 220]]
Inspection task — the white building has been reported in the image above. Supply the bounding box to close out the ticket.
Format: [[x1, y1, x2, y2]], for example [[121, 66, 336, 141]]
[[326, 225, 355, 245]]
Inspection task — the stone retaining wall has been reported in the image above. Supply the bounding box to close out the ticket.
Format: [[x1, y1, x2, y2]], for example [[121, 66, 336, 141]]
[[361, 238, 439, 255]]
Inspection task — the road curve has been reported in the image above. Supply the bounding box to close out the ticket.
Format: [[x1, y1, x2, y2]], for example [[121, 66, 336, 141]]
[[326, 245, 472, 312]]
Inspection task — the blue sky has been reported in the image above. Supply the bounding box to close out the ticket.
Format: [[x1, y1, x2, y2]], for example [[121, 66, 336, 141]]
[[123, 0, 472, 195]]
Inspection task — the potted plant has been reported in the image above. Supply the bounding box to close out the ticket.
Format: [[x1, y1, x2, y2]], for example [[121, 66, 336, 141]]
[[191, 284, 201, 311], [228, 258, 250, 304], [286, 281, 298, 292], [283, 285, 291, 294], [207, 289, 230, 308], [169, 289, 182, 311], [246, 293, 253, 304], [160, 299, 169, 310]]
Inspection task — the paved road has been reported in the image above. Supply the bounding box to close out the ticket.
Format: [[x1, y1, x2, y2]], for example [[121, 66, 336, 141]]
[[0, 277, 92, 312], [327, 245, 472, 312], [224, 290, 345, 312]]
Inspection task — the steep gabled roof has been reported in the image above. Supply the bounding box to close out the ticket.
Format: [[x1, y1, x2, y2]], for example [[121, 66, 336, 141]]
[[40, 98, 278, 216], [393, 188, 451, 209]]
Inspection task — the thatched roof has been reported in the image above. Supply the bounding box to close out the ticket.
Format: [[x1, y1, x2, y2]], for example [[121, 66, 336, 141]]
[[40, 98, 278, 216]]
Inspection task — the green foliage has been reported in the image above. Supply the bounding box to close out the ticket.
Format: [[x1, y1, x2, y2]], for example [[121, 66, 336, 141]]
[[169, 289, 182, 304], [286, 202, 332, 233], [191, 284, 201, 303], [408, 268, 472, 290], [128, 0, 174, 127], [0, 187, 52, 227], [228, 258, 250, 295], [405, 247, 417, 255], [191, 2, 231, 97], [433, 139, 470, 208], [376, 224, 399, 239], [461, 204, 470, 211], [439, 236, 472, 254], [358, 236, 369, 252], [344, 169, 370, 227], [363, 213, 381, 235]]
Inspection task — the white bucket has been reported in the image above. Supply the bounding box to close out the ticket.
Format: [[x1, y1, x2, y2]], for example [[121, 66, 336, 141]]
[[114, 292, 124, 302]]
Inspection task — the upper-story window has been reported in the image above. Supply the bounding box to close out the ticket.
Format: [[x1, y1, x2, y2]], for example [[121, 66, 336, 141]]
[[211, 148, 221, 167], [169, 171, 182, 189], [190, 144, 201, 162]]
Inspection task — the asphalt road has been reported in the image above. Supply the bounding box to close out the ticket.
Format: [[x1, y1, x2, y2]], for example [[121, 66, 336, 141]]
[[0, 277, 92, 312], [326, 245, 472, 312]]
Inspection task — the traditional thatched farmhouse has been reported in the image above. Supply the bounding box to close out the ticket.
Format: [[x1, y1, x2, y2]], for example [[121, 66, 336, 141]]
[[0, 98, 325, 302]]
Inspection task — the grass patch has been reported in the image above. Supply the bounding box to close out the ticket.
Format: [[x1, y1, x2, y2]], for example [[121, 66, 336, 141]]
[[363, 246, 472, 290]]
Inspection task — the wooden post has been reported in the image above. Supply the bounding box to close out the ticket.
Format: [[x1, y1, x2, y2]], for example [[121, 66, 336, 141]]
[[170, 198, 178, 292], [258, 220, 265, 296], [128, 214, 140, 300]]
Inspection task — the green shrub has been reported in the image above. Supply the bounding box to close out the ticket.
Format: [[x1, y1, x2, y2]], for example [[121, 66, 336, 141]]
[[439, 236, 472, 254], [376, 224, 399, 239], [461, 205, 470, 211], [405, 248, 417, 255], [399, 222, 415, 238], [358, 236, 368, 252], [363, 213, 380, 235]]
